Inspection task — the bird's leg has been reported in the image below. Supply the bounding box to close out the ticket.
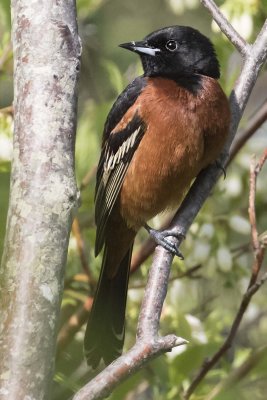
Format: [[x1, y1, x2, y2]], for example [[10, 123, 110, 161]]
[[144, 223, 185, 259]]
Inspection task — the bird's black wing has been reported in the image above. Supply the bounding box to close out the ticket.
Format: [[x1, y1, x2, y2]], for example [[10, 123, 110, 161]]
[[95, 76, 147, 256]]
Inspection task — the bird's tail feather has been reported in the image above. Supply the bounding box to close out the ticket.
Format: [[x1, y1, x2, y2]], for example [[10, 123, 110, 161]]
[[84, 244, 133, 368]]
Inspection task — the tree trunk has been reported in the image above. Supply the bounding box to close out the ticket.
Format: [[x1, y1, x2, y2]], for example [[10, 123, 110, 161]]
[[0, 1, 81, 398]]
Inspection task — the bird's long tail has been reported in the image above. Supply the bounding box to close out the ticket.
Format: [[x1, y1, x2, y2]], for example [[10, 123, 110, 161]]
[[84, 243, 133, 368]]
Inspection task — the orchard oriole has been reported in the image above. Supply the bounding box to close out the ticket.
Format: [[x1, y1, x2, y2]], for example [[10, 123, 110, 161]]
[[84, 25, 230, 368]]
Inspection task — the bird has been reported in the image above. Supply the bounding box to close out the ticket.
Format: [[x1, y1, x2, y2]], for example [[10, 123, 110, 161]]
[[84, 25, 230, 368]]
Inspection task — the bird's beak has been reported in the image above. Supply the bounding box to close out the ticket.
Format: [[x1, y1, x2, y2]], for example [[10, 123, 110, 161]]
[[119, 41, 161, 57]]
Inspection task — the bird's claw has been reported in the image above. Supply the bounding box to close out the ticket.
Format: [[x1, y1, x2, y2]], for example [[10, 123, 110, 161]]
[[215, 160, 226, 179], [145, 224, 184, 259]]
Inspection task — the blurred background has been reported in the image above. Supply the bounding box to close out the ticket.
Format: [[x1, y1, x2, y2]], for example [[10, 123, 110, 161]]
[[1, 0, 267, 399]]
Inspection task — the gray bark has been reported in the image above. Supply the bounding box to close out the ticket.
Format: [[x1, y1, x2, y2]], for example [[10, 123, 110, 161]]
[[0, 1, 81, 399]]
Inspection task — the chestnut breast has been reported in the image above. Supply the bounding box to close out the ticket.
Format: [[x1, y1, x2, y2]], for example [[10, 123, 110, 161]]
[[117, 77, 230, 228]]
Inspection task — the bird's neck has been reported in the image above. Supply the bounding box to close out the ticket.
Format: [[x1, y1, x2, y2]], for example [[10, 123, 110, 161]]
[[144, 72, 204, 95]]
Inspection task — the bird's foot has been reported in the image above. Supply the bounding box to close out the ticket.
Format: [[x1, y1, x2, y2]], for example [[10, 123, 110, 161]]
[[144, 224, 185, 259], [215, 160, 226, 179]]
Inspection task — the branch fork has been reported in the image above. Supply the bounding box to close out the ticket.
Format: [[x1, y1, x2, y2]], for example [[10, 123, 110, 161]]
[[73, 245, 188, 400]]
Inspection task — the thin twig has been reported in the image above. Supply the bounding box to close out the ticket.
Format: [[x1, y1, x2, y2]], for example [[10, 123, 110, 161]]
[[57, 219, 96, 352], [248, 149, 267, 285], [71, 217, 95, 288], [206, 344, 267, 400], [0, 42, 12, 71], [249, 156, 259, 252], [229, 100, 267, 164], [231, 242, 250, 259], [80, 165, 97, 191], [257, 149, 267, 171], [183, 151, 267, 399], [57, 296, 93, 355], [0, 105, 13, 115], [200, 0, 248, 56], [129, 264, 202, 289], [183, 269, 267, 399], [130, 238, 155, 273]]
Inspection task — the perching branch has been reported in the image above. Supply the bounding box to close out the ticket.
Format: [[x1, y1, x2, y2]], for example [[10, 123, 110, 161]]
[[130, 214, 173, 272], [0, 1, 81, 399], [73, 2, 267, 399], [73, 248, 188, 400]]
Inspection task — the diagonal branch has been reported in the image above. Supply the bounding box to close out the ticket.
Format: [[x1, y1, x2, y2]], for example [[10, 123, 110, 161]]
[[200, 0, 248, 55]]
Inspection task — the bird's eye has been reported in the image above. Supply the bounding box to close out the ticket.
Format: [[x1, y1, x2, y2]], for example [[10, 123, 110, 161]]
[[165, 40, 178, 52]]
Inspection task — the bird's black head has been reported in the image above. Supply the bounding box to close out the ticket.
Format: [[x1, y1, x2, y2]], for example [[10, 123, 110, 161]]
[[119, 26, 220, 81]]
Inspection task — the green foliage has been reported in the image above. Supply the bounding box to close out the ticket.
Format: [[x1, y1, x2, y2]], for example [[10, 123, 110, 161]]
[[1, 1, 267, 399], [0, 0, 11, 29], [77, 0, 108, 18]]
